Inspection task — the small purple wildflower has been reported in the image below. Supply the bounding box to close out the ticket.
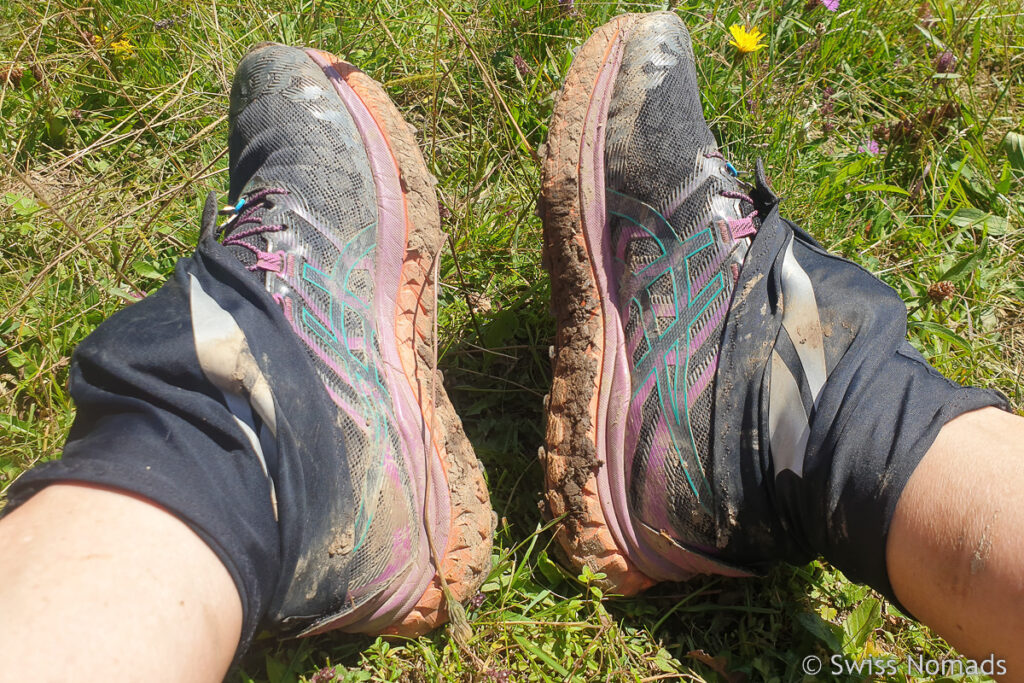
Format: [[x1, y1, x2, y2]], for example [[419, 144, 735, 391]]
[[819, 86, 835, 135], [928, 281, 956, 302], [470, 592, 486, 609], [513, 54, 532, 77], [310, 667, 337, 683], [858, 139, 881, 155], [821, 0, 839, 11], [486, 669, 512, 683], [934, 51, 956, 73], [558, 0, 575, 14], [821, 86, 835, 116]]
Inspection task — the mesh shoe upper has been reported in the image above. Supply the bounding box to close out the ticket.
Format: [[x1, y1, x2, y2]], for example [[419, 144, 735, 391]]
[[603, 14, 755, 557], [540, 11, 1007, 605], [601, 15, 1007, 603], [220, 44, 424, 632]]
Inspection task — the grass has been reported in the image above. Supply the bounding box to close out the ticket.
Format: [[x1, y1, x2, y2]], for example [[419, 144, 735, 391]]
[[1, 0, 1022, 680]]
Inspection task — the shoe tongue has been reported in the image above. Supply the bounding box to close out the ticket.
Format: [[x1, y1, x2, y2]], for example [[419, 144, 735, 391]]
[[749, 158, 780, 217], [199, 191, 220, 242]]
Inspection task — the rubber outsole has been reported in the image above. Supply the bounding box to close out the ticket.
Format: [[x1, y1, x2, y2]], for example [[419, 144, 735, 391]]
[[308, 50, 496, 637], [538, 15, 655, 595]]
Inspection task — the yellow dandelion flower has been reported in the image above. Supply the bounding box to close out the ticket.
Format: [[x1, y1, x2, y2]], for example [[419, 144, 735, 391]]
[[728, 24, 767, 54], [111, 39, 134, 57]]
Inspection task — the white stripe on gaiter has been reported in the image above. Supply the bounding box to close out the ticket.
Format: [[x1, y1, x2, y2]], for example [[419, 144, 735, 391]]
[[768, 238, 828, 478], [189, 273, 280, 519]]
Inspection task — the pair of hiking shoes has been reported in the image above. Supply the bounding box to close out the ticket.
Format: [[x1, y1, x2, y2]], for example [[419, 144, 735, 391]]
[[164, 12, 984, 640]]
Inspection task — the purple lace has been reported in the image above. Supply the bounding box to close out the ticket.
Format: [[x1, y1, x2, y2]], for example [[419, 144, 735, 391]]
[[704, 152, 759, 239], [220, 188, 289, 272]]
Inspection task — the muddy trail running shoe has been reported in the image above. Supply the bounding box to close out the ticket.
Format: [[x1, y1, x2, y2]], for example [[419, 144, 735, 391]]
[[538, 12, 1005, 603], [217, 44, 495, 638], [4, 44, 496, 654]]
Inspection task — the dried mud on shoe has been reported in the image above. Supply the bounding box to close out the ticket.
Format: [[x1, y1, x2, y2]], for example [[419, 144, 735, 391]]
[[310, 52, 496, 637], [537, 15, 654, 595]]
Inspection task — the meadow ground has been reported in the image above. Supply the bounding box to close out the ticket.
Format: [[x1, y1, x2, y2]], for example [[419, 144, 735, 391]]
[[1, 0, 1022, 680]]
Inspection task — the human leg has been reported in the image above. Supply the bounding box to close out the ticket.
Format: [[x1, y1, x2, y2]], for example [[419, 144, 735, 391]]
[[0, 484, 241, 682], [538, 7, 1011, 661], [888, 406, 1024, 673], [0, 43, 494, 677]]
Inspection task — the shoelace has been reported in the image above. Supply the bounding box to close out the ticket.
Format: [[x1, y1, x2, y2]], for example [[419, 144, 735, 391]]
[[704, 151, 759, 240], [218, 186, 474, 641], [217, 188, 290, 272]]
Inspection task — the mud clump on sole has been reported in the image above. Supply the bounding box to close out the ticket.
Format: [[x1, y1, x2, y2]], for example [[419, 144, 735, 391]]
[[538, 14, 654, 595], [321, 54, 495, 636]]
